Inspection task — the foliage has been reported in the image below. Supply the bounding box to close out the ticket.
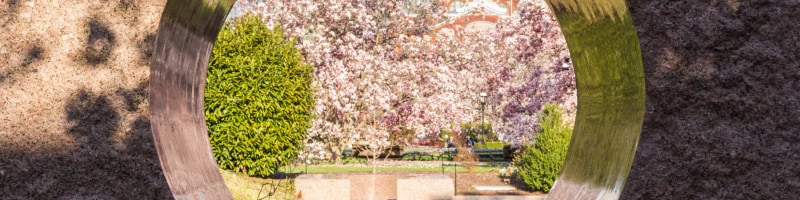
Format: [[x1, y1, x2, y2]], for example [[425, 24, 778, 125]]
[[205, 15, 314, 176], [491, 0, 576, 147], [220, 170, 295, 200], [460, 122, 495, 143], [513, 104, 572, 192], [437, 129, 455, 144], [237, 0, 575, 157], [239, 0, 436, 161], [475, 141, 505, 149], [454, 144, 478, 163], [389, 127, 416, 146], [341, 156, 367, 164], [279, 164, 494, 174]]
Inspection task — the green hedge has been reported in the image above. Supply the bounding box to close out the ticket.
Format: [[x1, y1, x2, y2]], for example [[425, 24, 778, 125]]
[[205, 15, 314, 176], [475, 141, 504, 149], [514, 104, 572, 192]]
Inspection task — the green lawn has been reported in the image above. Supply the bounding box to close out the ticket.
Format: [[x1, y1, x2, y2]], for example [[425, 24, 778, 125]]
[[221, 161, 510, 199], [400, 154, 455, 161], [219, 170, 295, 200], [279, 164, 497, 174], [221, 164, 500, 199]]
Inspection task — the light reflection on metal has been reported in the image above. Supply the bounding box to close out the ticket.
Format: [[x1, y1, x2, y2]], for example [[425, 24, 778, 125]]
[[544, 0, 646, 199], [150, 0, 235, 199], [149, 0, 644, 199]]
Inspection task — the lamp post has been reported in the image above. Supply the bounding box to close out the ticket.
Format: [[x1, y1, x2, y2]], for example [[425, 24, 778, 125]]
[[479, 92, 487, 146]]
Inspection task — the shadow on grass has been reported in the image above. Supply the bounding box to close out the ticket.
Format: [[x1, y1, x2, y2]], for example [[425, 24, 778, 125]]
[[137, 32, 156, 65], [0, 45, 45, 85], [0, 89, 172, 199], [81, 17, 116, 66], [1, 0, 20, 27], [267, 171, 304, 179]]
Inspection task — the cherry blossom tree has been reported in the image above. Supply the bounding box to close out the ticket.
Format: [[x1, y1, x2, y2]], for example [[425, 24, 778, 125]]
[[489, 0, 576, 146], [404, 0, 576, 147], [236, 0, 445, 163], [234, 0, 576, 162]]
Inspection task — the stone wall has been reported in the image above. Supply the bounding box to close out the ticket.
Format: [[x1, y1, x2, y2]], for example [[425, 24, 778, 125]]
[[623, 0, 800, 199]]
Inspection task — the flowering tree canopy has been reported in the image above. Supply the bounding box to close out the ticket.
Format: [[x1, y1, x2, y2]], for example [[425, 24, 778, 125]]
[[235, 0, 575, 161]]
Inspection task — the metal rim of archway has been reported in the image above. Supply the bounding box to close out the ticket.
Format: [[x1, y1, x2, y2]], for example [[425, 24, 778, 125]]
[[149, 0, 645, 199]]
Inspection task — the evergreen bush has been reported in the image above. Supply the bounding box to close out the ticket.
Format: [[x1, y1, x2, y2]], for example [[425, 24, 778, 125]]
[[205, 15, 314, 176], [513, 104, 572, 192], [477, 141, 504, 149]]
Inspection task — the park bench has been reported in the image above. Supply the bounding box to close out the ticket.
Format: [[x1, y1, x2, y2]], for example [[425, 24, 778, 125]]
[[352, 145, 403, 158], [472, 141, 507, 162], [402, 147, 457, 161], [472, 148, 505, 162]]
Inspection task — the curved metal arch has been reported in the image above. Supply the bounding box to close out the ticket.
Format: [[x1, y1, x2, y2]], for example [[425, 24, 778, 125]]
[[149, 0, 645, 199], [150, 0, 236, 199], [544, 0, 645, 199]]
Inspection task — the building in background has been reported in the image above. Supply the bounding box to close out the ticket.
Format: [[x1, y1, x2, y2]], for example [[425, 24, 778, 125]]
[[436, 0, 520, 33]]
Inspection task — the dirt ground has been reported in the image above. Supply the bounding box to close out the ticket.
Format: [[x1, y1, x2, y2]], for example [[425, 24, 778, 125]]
[[1, 0, 171, 198], [1, 0, 544, 198], [449, 172, 543, 196]]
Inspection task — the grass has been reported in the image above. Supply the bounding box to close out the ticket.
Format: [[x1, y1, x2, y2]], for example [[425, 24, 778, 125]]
[[219, 169, 295, 200], [400, 154, 455, 161], [221, 162, 507, 199], [281, 165, 494, 173]]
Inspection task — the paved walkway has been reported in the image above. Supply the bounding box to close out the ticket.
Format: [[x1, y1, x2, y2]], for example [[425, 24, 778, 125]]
[[473, 185, 518, 191], [453, 195, 547, 200]]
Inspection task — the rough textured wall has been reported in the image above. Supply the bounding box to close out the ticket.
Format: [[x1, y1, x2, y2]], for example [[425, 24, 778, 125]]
[[0, 0, 171, 198], [624, 0, 800, 199]]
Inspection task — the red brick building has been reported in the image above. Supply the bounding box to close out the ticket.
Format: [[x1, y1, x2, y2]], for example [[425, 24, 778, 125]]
[[436, 0, 520, 33]]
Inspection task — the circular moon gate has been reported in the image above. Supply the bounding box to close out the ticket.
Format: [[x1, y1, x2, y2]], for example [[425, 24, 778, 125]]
[[149, 0, 645, 199]]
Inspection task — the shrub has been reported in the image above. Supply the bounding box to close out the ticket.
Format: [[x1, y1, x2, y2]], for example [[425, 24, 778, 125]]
[[454, 145, 477, 163], [205, 15, 314, 176], [460, 122, 495, 144], [513, 104, 572, 192]]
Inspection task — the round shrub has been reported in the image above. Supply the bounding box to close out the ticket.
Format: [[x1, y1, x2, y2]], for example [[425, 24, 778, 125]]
[[205, 14, 314, 176], [513, 104, 572, 192]]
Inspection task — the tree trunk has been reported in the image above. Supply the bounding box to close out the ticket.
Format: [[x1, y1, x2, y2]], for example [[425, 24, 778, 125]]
[[324, 138, 346, 165], [331, 144, 343, 165]]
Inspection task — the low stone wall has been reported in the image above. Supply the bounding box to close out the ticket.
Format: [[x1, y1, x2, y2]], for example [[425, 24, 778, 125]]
[[295, 174, 350, 200], [295, 173, 454, 200]]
